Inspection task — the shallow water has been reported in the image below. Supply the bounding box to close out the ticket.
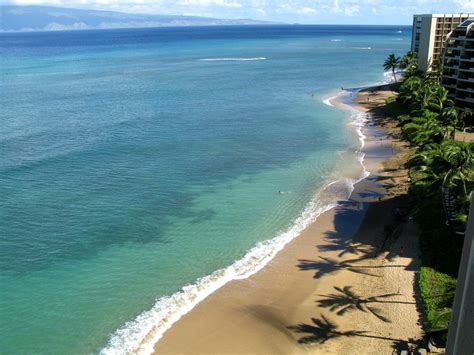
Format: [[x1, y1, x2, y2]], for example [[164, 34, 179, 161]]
[[0, 25, 410, 353]]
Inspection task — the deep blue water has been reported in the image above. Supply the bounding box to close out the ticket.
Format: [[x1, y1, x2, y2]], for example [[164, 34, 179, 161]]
[[0, 25, 410, 353]]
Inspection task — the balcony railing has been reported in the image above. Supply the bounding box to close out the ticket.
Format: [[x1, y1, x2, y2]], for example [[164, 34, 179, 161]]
[[444, 63, 460, 70], [457, 87, 474, 93], [444, 84, 458, 90], [455, 97, 474, 104]]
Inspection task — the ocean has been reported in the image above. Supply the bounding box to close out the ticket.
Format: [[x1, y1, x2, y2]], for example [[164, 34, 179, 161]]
[[0, 25, 410, 354]]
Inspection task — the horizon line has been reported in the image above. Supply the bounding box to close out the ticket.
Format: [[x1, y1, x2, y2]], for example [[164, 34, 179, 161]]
[[1, 4, 413, 27]]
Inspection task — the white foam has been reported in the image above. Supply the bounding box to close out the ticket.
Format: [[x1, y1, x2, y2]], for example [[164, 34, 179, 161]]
[[100, 188, 344, 354], [331, 39, 342, 42], [323, 95, 338, 107], [352, 47, 371, 50], [198, 57, 266, 62], [101, 85, 374, 355]]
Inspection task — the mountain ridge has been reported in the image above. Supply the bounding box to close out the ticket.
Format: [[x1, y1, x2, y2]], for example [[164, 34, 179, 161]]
[[0, 5, 276, 32]]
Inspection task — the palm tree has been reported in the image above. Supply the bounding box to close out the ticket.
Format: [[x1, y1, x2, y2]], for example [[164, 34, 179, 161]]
[[399, 76, 423, 105], [441, 107, 463, 140], [427, 85, 454, 113], [399, 51, 418, 78], [410, 140, 473, 198], [426, 57, 444, 83], [403, 117, 444, 146], [441, 141, 473, 197], [383, 54, 400, 82]]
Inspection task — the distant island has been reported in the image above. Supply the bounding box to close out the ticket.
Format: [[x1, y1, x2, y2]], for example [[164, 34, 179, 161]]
[[0, 5, 275, 32]]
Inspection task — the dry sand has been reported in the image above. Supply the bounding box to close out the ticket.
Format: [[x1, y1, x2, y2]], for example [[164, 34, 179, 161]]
[[153, 86, 423, 354]]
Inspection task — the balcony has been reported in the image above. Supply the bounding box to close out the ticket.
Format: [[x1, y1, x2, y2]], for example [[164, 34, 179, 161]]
[[458, 78, 474, 84], [460, 62, 474, 69], [442, 73, 458, 80], [456, 97, 474, 105], [457, 87, 474, 93], [444, 64, 460, 70], [443, 83, 458, 89], [444, 52, 460, 59]]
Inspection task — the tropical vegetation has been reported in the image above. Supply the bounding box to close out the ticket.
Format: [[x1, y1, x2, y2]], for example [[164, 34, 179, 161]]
[[383, 52, 473, 346], [383, 53, 401, 82]]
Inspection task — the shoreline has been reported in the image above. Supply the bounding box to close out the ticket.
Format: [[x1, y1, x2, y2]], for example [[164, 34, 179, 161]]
[[102, 91, 374, 353], [150, 84, 423, 354]]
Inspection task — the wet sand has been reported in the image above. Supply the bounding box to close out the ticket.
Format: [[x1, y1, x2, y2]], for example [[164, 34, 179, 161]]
[[153, 86, 423, 354]]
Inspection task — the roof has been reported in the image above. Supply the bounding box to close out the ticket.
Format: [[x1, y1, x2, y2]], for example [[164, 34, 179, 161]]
[[413, 13, 472, 18]]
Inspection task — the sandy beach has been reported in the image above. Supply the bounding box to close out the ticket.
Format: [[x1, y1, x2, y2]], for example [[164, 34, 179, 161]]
[[153, 85, 423, 354]]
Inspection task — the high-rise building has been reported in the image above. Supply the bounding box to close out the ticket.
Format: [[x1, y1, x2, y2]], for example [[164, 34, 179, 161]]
[[442, 19, 474, 110], [411, 14, 472, 72]]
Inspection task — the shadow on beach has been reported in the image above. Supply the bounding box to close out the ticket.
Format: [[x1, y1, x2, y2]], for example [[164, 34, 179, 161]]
[[297, 193, 418, 277], [288, 314, 423, 349], [289, 86, 426, 352], [316, 285, 415, 323]]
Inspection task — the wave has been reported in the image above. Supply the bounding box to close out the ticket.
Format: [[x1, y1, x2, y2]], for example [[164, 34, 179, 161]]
[[99, 182, 353, 353], [331, 39, 342, 42], [352, 47, 371, 50], [325, 90, 369, 154], [101, 86, 372, 355], [396, 30, 403, 33], [323, 95, 339, 107], [198, 57, 266, 62]]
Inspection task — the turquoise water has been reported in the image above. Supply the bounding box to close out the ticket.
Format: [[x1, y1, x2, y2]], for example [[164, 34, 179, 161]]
[[0, 25, 410, 354]]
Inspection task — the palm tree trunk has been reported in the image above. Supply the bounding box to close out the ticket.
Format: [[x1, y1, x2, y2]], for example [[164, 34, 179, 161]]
[[392, 68, 397, 82]]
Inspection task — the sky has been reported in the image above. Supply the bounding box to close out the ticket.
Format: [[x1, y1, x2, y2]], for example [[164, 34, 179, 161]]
[[1, 0, 474, 25]]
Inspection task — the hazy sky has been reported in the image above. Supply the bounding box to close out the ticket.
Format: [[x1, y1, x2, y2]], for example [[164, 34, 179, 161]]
[[2, 0, 474, 24]]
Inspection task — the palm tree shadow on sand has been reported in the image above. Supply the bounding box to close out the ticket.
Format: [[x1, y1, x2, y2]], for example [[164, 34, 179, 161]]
[[297, 256, 380, 279], [288, 315, 366, 344], [288, 315, 406, 345], [316, 286, 412, 323], [318, 240, 373, 258]]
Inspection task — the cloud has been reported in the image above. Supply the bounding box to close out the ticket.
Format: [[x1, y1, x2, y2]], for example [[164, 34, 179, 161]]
[[344, 4, 359, 16], [297, 6, 318, 14], [178, 0, 242, 8], [2, 0, 474, 24], [455, 0, 474, 11]]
